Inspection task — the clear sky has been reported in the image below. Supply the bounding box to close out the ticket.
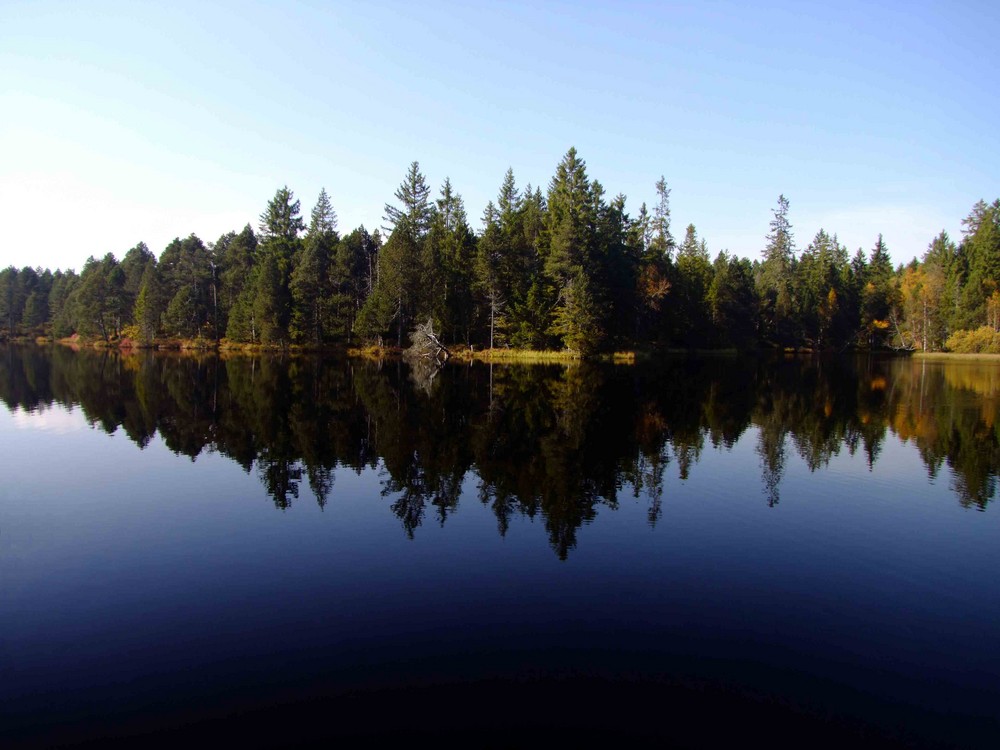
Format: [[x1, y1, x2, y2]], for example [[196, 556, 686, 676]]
[[2, 0, 997, 272]]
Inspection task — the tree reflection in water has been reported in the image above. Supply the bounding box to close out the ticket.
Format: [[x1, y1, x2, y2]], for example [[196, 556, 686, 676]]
[[2, 346, 997, 556]]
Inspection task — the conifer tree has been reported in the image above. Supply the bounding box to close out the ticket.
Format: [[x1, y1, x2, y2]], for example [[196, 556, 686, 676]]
[[291, 188, 339, 344], [597, 193, 642, 346], [253, 186, 305, 344], [220, 224, 258, 342], [674, 224, 713, 345], [360, 162, 433, 346], [120, 242, 156, 318], [70, 254, 126, 341], [649, 176, 675, 260], [859, 234, 896, 348], [544, 147, 605, 352], [159, 235, 213, 338], [956, 199, 1000, 329], [0, 267, 22, 337], [48, 270, 79, 338], [252, 251, 284, 344], [329, 226, 379, 343], [425, 178, 475, 342], [132, 264, 164, 343], [474, 202, 505, 348], [707, 252, 757, 348], [500, 173, 546, 347], [756, 194, 796, 346], [795, 229, 849, 349], [634, 194, 671, 344]]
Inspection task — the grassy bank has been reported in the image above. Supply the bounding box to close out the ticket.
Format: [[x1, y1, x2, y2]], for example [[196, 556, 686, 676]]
[[461, 348, 583, 363], [55, 336, 220, 351], [346, 346, 650, 364], [35, 337, 738, 363], [912, 351, 1000, 362]]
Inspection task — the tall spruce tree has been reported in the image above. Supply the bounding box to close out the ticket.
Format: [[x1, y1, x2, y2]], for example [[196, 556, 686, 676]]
[[544, 147, 605, 352], [597, 192, 642, 346], [859, 234, 896, 348], [756, 194, 796, 346], [499, 173, 546, 347], [425, 178, 475, 342], [956, 199, 1000, 329], [675, 224, 713, 346], [359, 162, 434, 346], [291, 188, 339, 344], [795, 229, 849, 349], [69, 254, 126, 341], [707, 252, 757, 349], [132, 263, 165, 344], [474, 202, 506, 349], [0, 267, 23, 337], [330, 226, 379, 343], [253, 186, 305, 344], [159, 235, 213, 338], [221, 224, 259, 342], [649, 177, 675, 260]]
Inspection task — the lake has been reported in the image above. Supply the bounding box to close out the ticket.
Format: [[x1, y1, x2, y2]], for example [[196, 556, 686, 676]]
[[1, 346, 998, 747]]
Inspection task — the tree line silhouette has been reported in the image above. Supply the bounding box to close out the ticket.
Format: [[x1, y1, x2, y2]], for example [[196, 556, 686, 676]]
[[1, 149, 998, 353]]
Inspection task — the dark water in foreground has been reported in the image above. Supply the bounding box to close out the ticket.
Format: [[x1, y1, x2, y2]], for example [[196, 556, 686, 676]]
[[1, 346, 998, 747]]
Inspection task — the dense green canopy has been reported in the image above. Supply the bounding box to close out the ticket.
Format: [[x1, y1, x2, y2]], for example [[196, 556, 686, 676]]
[[2, 150, 997, 353]]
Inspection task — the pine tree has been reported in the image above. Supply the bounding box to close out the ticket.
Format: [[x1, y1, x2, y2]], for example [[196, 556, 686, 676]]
[[633, 192, 671, 344], [597, 193, 642, 346], [259, 186, 307, 244], [707, 252, 757, 349], [290, 188, 339, 344], [649, 176, 675, 260], [543, 147, 605, 352], [158, 235, 213, 337], [956, 199, 1000, 329], [120, 242, 156, 320], [383, 161, 433, 241], [253, 251, 284, 344], [330, 226, 379, 343], [756, 194, 796, 346], [0, 267, 22, 337], [219, 224, 258, 341], [674, 224, 713, 345], [474, 202, 505, 348], [48, 270, 79, 338], [795, 229, 849, 349], [20, 268, 51, 334], [495, 171, 546, 348], [423, 178, 475, 341], [133, 264, 164, 343], [253, 187, 305, 344], [361, 162, 433, 346], [859, 234, 896, 348], [69, 254, 125, 341], [922, 230, 958, 343]]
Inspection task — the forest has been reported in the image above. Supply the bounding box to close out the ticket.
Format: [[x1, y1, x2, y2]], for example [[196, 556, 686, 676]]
[[1, 148, 998, 354]]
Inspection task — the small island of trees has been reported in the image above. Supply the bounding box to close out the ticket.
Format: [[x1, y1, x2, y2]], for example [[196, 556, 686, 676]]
[[1, 148, 998, 355]]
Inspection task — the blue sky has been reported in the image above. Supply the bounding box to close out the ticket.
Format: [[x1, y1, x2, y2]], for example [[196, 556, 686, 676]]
[[1, 0, 997, 272]]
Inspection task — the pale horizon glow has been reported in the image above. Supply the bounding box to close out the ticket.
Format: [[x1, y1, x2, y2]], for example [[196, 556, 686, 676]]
[[1, 1, 997, 273]]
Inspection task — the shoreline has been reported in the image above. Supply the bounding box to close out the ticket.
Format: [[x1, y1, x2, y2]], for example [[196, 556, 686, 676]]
[[9, 337, 999, 363], [912, 352, 1000, 362]]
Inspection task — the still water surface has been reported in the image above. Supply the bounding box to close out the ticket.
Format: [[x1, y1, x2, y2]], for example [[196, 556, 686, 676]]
[[1, 347, 998, 746]]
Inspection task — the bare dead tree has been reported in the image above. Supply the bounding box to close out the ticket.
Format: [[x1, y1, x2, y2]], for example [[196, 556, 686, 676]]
[[404, 318, 451, 364], [889, 311, 916, 352], [404, 319, 451, 395]]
